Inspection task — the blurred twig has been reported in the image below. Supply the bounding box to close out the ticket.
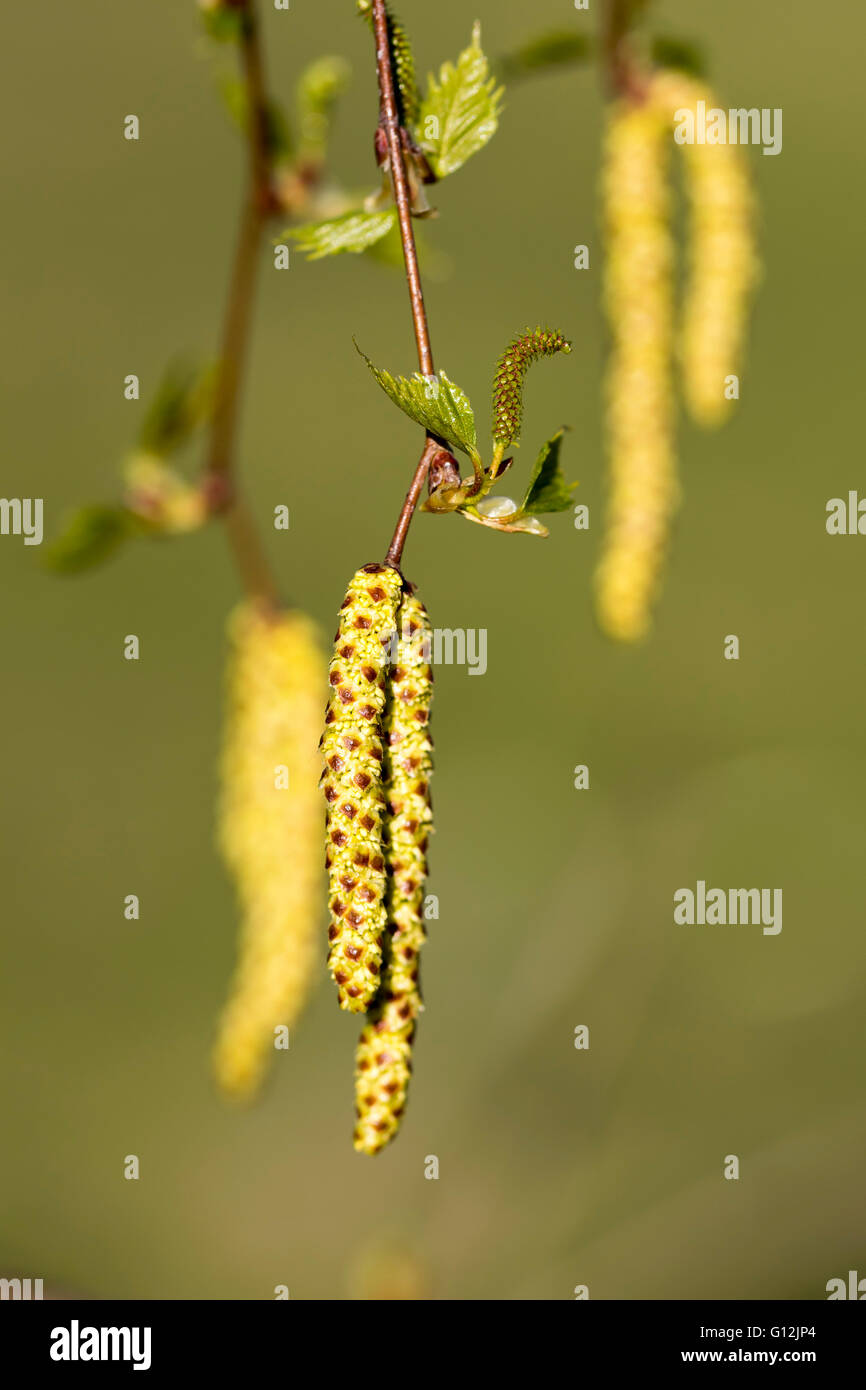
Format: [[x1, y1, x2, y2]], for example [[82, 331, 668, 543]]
[[205, 0, 281, 609]]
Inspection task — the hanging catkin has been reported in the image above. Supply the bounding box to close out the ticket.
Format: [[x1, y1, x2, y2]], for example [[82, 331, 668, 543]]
[[213, 602, 325, 1099], [322, 563, 404, 1012], [653, 71, 757, 427], [595, 94, 677, 643], [354, 590, 433, 1155]]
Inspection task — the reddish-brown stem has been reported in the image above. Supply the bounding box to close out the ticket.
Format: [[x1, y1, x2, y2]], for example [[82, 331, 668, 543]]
[[384, 436, 441, 568], [370, 0, 437, 569], [204, 0, 280, 611], [602, 0, 648, 102], [371, 0, 433, 376]]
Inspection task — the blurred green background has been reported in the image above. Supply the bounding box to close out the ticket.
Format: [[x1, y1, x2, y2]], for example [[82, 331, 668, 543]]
[[2, 0, 864, 1300]]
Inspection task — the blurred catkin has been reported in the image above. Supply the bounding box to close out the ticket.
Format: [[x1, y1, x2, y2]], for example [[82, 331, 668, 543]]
[[653, 71, 758, 427], [213, 603, 326, 1099], [322, 564, 404, 1012], [595, 95, 676, 643], [354, 591, 433, 1155]]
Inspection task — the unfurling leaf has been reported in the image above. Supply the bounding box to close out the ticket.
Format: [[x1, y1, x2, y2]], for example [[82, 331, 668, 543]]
[[521, 430, 576, 515], [138, 362, 214, 456], [199, 2, 246, 46], [296, 55, 351, 157], [123, 455, 208, 534], [459, 505, 549, 537], [356, 347, 479, 459], [42, 506, 138, 574], [419, 23, 504, 178], [499, 31, 592, 80], [288, 210, 397, 259]]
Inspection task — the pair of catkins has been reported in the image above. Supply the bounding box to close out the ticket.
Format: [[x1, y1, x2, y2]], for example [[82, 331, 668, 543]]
[[213, 565, 432, 1158], [596, 70, 758, 643]]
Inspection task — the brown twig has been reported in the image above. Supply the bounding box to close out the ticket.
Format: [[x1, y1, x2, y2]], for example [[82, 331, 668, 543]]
[[602, 0, 648, 102], [385, 436, 441, 568], [370, 0, 437, 570], [204, 0, 280, 610]]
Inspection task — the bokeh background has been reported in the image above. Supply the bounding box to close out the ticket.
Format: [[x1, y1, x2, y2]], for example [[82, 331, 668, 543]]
[[2, 0, 864, 1299]]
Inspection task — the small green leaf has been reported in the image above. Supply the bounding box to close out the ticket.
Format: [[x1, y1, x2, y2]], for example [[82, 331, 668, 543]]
[[288, 210, 397, 259], [419, 23, 504, 179], [42, 506, 139, 575], [357, 347, 478, 459], [521, 430, 576, 516], [296, 55, 350, 157], [651, 35, 707, 78], [138, 363, 214, 456], [217, 75, 292, 160], [499, 31, 592, 80], [199, 4, 246, 45]]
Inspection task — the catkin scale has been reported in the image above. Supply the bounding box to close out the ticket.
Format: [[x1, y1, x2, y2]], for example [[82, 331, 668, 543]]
[[322, 564, 405, 1012], [213, 603, 325, 1099], [595, 96, 677, 643], [653, 72, 757, 427], [354, 591, 433, 1155]]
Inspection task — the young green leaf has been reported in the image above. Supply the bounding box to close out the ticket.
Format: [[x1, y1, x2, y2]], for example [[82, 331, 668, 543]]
[[520, 429, 576, 516], [357, 347, 479, 459], [500, 31, 592, 81], [199, 3, 246, 46], [419, 23, 504, 179], [138, 363, 214, 456], [42, 506, 139, 575], [296, 55, 350, 158], [288, 210, 397, 259]]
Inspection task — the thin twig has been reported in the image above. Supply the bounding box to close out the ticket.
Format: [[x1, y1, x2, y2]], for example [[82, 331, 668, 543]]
[[602, 0, 647, 102], [384, 436, 441, 568], [370, 0, 437, 569], [204, 0, 280, 610]]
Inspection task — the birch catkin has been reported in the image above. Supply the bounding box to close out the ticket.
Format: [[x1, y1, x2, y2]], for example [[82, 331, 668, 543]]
[[354, 591, 433, 1155], [653, 72, 757, 427], [492, 328, 571, 447], [595, 96, 677, 643], [323, 563, 404, 1012], [213, 603, 325, 1099]]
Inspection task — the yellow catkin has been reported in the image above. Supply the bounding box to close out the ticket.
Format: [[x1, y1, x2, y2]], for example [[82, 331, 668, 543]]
[[213, 602, 325, 1099], [322, 564, 405, 1012], [354, 591, 433, 1155], [595, 94, 677, 643], [652, 71, 758, 427]]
